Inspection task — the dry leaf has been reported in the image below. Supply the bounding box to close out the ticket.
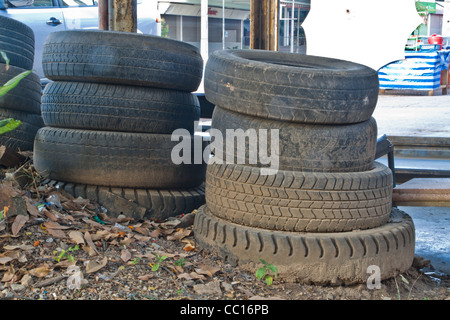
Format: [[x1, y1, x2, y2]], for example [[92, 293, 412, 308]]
[[138, 274, 154, 281], [26, 200, 41, 217], [0, 257, 13, 265], [121, 249, 132, 262], [196, 264, 220, 278], [46, 228, 66, 238], [178, 272, 207, 281], [44, 221, 70, 229], [11, 214, 28, 236], [85, 257, 108, 274], [29, 265, 51, 278], [183, 243, 195, 252], [69, 231, 85, 245], [167, 228, 191, 241], [84, 231, 99, 255]]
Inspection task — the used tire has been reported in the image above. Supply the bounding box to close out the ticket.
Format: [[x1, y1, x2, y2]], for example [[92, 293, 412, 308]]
[[41, 81, 201, 134], [33, 127, 207, 189], [44, 179, 205, 221], [0, 15, 34, 70], [205, 160, 392, 232], [204, 50, 379, 124], [0, 108, 44, 151], [0, 65, 41, 114], [42, 30, 203, 92], [194, 205, 415, 285], [211, 106, 378, 173]]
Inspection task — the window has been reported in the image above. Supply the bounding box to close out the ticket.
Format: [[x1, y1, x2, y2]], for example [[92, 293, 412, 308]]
[[61, 0, 95, 7], [8, 0, 53, 7]]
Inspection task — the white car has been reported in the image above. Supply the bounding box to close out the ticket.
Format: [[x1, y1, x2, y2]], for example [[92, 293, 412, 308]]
[[0, 0, 161, 81]]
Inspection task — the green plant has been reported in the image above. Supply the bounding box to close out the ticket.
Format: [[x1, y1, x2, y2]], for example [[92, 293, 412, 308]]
[[53, 245, 79, 263], [0, 51, 33, 135], [0, 51, 32, 98], [151, 253, 168, 271], [174, 258, 185, 267], [255, 259, 278, 285]]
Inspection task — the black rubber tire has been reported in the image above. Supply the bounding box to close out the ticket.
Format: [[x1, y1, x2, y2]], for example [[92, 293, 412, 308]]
[[211, 106, 378, 173], [0, 108, 44, 151], [0, 65, 41, 114], [204, 50, 379, 124], [205, 160, 392, 232], [33, 127, 207, 189], [41, 81, 200, 134], [194, 205, 415, 285], [0, 15, 34, 70], [42, 30, 203, 92], [43, 179, 205, 221]]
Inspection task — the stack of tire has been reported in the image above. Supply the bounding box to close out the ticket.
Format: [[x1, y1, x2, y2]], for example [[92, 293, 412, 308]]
[[33, 30, 207, 220], [194, 50, 415, 285], [0, 15, 43, 151]]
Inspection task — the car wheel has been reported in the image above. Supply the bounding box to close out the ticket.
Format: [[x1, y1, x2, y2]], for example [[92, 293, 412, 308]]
[[33, 127, 207, 189], [205, 159, 392, 232], [194, 205, 415, 285], [205, 50, 379, 124], [42, 30, 203, 92], [0, 15, 34, 70], [41, 81, 200, 134], [211, 106, 378, 173]]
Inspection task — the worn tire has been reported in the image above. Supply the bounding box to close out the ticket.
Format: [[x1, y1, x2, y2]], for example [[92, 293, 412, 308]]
[[205, 50, 379, 124], [205, 160, 392, 232], [43, 179, 205, 221], [0, 15, 34, 70], [33, 127, 207, 189], [42, 30, 203, 92], [0, 65, 41, 114], [41, 81, 200, 134], [0, 108, 44, 151], [211, 106, 377, 173], [194, 205, 415, 285]]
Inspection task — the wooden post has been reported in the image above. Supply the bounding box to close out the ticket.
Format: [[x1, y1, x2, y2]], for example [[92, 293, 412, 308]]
[[108, 0, 137, 33], [98, 0, 109, 30], [250, 0, 279, 51]]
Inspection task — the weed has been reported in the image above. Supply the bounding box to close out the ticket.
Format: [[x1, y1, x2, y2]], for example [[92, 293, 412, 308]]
[[255, 259, 278, 285], [53, 245, 79, 263], [151, 253, 168, 271]]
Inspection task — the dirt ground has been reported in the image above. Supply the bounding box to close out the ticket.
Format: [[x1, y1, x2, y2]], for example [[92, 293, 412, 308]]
[[0, 157, 449, 303]]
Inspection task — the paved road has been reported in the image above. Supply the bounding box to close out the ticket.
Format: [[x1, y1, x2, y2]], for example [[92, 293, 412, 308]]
[[373, 90, 450, 138], [374, 89, 449, 275]]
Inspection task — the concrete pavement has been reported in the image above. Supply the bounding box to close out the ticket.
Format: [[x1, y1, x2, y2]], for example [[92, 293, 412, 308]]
[[374, 89, 450, 275]]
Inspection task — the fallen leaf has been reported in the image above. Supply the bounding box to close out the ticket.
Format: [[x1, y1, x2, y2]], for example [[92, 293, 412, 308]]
[[0, 257, 13, 265], [196, 264, 220, 278], [46, 228, 66, 238], [11, 214, 28, 236], [167, 228, 191, 241], [184, 243, 195, 252], [44, 221, 70, 229], [138, 274, 154, 281], [121, 249, 132, 262], [29, 265, 52, 278], [178, 272, 207, 281], [26, 200, 41, 217], [84, 231, 99, 255], [85, 256, 108, 274], [68, 231, 85, 245]]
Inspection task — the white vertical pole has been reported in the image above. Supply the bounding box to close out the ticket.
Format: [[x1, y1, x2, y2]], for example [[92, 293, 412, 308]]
[[223, 0, 226, 49], [200, 0, 208, 92], [290, 0, 294, 52]]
